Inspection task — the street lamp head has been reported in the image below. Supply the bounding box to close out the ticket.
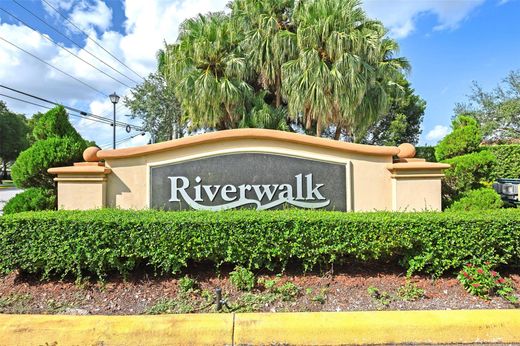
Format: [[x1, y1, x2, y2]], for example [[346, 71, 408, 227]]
[[109, 92, 120, 104]]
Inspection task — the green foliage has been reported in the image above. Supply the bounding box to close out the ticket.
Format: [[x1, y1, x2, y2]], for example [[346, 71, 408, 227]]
[[485, 145, 520, 179], [2, 188, 55, 215], [367, 286, 392, 308], [457, 262, 517, 303], [178, 275, 197, 293], [230, 266, 256, 291], [435, 115, 482, 161], [442, 150, 496, 205], [396, 282, 425, 302], [415, 146, 437, 162], [447, 188, 503, 212], [11, 137, 87, 189], [146, 297, 195, 314], [362, 78, 426, 146], [31, 106, 83, 143], [311, 288, 328, 304], [455, 70, 520, 141], [0, 102, 29, 178], [276, 281, 300, 301], [164, 0, 410, 138], [2, 209, 520, 281], [124, 72, 183, 141]]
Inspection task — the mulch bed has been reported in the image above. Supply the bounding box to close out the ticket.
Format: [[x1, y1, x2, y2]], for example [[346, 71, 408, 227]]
[[0, 264, 518, 315]]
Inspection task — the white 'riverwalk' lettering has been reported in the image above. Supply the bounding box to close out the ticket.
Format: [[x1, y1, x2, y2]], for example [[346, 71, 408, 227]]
[[168, 174, 330, 211]]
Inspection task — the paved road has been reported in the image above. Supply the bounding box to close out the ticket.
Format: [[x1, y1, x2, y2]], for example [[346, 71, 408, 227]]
[[0, 187, 22, 214]]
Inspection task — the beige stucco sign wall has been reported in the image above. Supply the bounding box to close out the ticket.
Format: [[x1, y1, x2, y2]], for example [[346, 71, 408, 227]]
[[49, 129, 449, 212]]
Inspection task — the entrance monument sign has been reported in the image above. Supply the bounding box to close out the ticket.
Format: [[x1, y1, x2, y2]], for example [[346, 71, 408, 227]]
[[49, 129, 449, 212], [150, 153, 347, 211]]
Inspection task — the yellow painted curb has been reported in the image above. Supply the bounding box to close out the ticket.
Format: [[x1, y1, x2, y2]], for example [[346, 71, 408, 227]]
[[235, 310, 520, 345], [0, 314, 233, 346], [0, 310, 519, 345]]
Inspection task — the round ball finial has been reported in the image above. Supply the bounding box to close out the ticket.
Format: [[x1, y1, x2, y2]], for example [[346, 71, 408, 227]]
[[397, 143, 416, 159], [83, 146, 101, 162]]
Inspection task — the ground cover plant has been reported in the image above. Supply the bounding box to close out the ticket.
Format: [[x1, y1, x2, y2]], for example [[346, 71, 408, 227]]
[[1, 209, 520, 281]]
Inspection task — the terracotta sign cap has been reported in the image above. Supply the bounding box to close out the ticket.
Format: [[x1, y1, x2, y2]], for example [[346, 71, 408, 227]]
[[83, 146, 101, 162], [397, 143, 416, 159]]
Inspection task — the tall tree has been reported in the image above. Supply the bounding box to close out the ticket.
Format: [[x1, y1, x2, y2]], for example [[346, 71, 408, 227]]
[[124, 72, 183, 141], [231, 0, 297, 109], [282, 0, 409, 138], [166, 13, 253, 130], [0, 102, 29, 180], [362, 77, 425, 146], [455, 70, 520, 142]]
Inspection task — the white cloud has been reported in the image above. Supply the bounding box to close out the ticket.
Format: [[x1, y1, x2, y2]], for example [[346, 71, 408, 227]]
[[363, 0, 485, 38], [426, 125, 450, 142], [69, 0, 112, 32]]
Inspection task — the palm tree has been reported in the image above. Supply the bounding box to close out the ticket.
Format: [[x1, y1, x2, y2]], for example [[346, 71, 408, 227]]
[[231, 0, 297, 109], [165, 13, 253, 130], [282, 0, 409, 138]]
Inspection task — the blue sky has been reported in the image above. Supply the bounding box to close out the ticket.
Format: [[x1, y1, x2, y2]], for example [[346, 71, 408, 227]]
[[0, 0, 519, 148]]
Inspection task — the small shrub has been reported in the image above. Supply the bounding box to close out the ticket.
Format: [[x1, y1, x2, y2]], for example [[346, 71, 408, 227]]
[[311, 288, 328, 304], [442, 150, 496, 205], [277, 282, 300, 301], [435, 115, 482, 161], [447, 188, 503, 212], [2, 188, 55, 214], [367, 286, 392, 308], [258, 277, 279, 292], [178, 275, 197, 293], [457, 262, 517, 303], [230, 266, 255, 291], [396, 281, 425, 301]]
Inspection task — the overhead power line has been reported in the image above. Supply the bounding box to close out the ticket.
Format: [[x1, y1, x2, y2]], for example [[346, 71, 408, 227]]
[[98, 131, 146, 149], [41, 0, 145, 82], [0, 84, 143, 130], [0, 36, 106, 97], [0, 7, 133, 89], [11, 0, 141, 86], [0, 92, 119, 127]]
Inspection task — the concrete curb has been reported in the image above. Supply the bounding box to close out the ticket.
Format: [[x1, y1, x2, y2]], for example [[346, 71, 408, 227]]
[[0, 310, 519, 345]]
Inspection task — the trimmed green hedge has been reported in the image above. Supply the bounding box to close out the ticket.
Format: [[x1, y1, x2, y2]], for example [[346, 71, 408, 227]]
[[1, 209, 520, 280]]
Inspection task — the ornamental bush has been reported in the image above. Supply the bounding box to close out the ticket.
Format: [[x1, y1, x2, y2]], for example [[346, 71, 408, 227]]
[[435, 115, 482, 161], [10, 137, 87, 189], [31, 105, 83, 143], [442, 150, 496, 205], [1, 209, 520, 280], [2, 188, 55, 215], [446, 188, 503, 212], [484, 144, 520, 180]]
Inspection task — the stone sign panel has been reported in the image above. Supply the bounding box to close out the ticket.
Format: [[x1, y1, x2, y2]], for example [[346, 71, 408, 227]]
[[150, 153, 347, 211]]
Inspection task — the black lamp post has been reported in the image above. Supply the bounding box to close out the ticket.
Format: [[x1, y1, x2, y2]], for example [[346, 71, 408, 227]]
[[109, 92, 120, 149]]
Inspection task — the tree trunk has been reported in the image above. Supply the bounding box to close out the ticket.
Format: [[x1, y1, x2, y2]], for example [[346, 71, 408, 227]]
[[316, 119, 322, 137], [1, 160, 6, 183], [275, 73, 282, 108], [334, 122, 342, 140]]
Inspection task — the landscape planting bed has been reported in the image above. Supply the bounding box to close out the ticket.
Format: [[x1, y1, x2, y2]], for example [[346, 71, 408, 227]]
[[0, 264, 518, 315]]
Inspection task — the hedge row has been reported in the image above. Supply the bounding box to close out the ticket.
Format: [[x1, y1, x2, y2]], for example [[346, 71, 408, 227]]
[[1, 209, 519, 280]]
